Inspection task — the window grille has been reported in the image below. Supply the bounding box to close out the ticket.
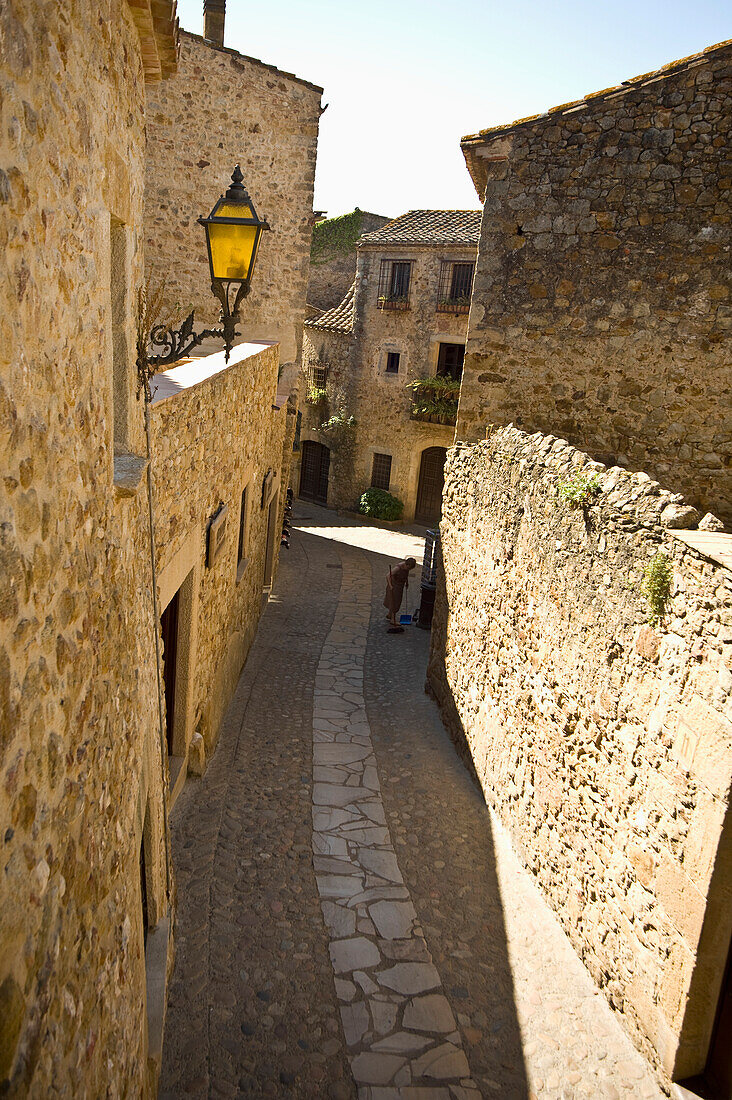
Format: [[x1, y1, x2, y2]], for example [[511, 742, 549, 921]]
[[436, 262, 474, 313], [385, 351, 401, 374], [377, 260, 412, 310], [308, 361, 328, 388], [437, 343, 465, 381], [371, 453, 392, 490]]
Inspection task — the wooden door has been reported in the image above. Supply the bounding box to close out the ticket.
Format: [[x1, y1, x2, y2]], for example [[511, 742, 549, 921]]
[[160, 588, 179, 757], [415, 447, 447, 525], [263, 493, 279, 588], [299, 440, 330, 504]]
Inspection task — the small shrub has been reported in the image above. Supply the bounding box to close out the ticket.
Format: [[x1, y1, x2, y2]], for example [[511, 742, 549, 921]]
[[641, 551, 673, 625], [307, 384, 327, 405], [556, 471, 602, 507], [359, 488, 404, 521]]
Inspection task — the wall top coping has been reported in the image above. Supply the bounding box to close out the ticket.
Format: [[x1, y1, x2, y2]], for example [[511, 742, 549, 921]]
[[127, 0, 180, 81], [670, 531, 732, 573], [150, 340, 277, 406], [181, 29, 324, 95], [461, 37, 731, 149]]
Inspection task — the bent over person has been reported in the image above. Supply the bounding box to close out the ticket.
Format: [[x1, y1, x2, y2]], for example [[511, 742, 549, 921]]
[[384, 557, 417, 633]]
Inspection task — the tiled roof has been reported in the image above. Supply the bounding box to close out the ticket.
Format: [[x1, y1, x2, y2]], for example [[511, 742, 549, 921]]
[[358, 210, 481, 247], [461, 38, 732, 145], [304, 281, 355, 333]]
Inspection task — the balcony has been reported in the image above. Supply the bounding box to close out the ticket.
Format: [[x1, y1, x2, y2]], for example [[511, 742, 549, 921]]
[[377, 295, 411, 312], [436, 296, 471, 315], [407, 376, 460, 427]]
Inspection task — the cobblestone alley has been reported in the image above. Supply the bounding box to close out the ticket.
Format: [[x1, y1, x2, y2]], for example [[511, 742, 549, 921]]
[[159, 505, 664, 1100]]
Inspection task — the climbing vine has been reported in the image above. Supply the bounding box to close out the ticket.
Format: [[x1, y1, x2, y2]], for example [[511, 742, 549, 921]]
[[641, 551, 674, 625], [310, 209, 365, 264]]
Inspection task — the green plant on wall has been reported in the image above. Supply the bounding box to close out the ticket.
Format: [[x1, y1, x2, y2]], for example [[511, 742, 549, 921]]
[[641, 551, 673, 625], [359, 488, 404, 521], [407, 376, 460, 424], [307, 384, 328, 405], [556, 471, 602, 508], [311, 209, 365, 265], [319, 410, 356, 459]]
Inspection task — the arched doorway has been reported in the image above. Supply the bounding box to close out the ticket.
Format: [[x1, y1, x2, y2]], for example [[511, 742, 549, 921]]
[[299, 440, 330, 504], [415, 446, 447, 525]]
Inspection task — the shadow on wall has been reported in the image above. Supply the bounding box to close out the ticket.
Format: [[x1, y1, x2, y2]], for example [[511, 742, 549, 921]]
[[364, 542, 530, 1097]]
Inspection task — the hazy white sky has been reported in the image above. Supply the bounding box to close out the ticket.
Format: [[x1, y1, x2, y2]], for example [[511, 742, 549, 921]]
[[175, 0, 730, 219]]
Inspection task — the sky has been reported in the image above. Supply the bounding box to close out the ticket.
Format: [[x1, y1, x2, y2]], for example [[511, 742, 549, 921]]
[[175, 0, 730, 219]]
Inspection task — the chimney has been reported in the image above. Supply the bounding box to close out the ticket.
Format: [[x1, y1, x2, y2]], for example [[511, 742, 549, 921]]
[[204, 0, 226, 47]]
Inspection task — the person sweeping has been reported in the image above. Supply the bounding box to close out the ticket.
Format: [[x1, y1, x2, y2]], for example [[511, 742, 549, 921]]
[[384, 557, 417, 633]]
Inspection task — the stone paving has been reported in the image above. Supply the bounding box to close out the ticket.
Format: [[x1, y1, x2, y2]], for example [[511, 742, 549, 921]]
[[160, 503, 666, 1099]]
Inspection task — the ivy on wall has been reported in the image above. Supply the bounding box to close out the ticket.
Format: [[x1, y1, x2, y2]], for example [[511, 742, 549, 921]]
[[310, 209, 365, 265]]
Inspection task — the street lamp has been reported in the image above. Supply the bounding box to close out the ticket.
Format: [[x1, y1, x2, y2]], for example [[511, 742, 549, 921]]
[[145, 165, 269, 368]]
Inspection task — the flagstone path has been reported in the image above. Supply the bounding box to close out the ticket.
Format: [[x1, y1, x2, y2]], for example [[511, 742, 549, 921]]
[[159, 504, 665, 1100]]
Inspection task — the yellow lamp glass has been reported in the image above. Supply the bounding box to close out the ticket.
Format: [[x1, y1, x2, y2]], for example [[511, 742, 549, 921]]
[[208, 203, 258, 281]]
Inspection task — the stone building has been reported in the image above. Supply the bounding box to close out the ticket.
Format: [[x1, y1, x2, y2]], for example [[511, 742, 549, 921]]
[[457, 40, 732, 524], [297, 210, 481, 523], [429, 427, 732, 1094], [144, 27, 323, 393], [1, 1, 179, 1093], [307, 208, 391, 312], [0, 0, 315, 1093]]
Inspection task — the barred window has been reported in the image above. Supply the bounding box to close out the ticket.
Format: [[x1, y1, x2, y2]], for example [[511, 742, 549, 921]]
[[308, 361, 328, 388], [437, 262, 474, 313], [385, 351, 401, 374], [377, 260, 412, 310], [371, 453, 392, 490]]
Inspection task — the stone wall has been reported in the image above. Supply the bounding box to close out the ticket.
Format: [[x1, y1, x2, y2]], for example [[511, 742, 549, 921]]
[[458, 41, 732, 523], [428, 425, 732, 1084], [307, 210, 391, 311], [144, 31, 323, 391], [151, 342, 288, 765], [0, 0, 176, 1092], [299, 327, 359, 508]]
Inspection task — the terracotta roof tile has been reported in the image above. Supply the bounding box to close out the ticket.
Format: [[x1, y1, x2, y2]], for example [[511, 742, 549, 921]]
[[461, 37, 732, 145], [304, 280, 355, 333], [358, 210, 481, 247]]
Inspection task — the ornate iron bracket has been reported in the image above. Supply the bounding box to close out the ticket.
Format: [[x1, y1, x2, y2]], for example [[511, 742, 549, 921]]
[[142, 279, 251, 374]]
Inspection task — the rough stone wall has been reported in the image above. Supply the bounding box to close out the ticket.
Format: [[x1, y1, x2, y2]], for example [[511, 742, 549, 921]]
[[0, 1, 171, 1093], [298, 327, 359, 508], [458, 42, 732, 523], [428, 425, 732, 1083], [144, 31, 323, 391], [340, 247, 472, 520], [307, 211, 391, 311], [151, 343, 287, 759]]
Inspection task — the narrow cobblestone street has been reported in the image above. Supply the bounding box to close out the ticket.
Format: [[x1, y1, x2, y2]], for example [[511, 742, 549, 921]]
[[160, 506, 665, 1100]]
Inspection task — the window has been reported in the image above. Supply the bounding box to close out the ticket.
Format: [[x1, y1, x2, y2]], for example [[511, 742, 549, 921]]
[[437, 262, 474, 313], [308, 361, 328, 389], [371, 453, 392, 490], [437, 343, 465, 381], [293, 410, 302, 452], [385, 352, 401, 374], [377, 260, 412, 310], [237, 487, 248, 579]]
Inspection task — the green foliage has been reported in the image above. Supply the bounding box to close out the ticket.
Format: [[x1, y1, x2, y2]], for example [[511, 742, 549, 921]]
[[307, 384, 328, 405], [641, 551, 673, 625], [319, 410, 356, 457], [320, 412, 356, 432], [407, 376, 460, 423], [556, 471, 602, 507], [311, 209, 365, 264], [359, 488, 404, 521]]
